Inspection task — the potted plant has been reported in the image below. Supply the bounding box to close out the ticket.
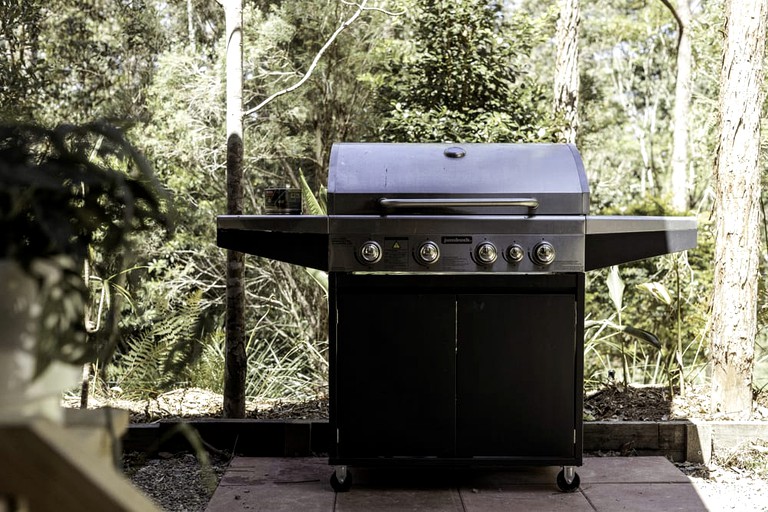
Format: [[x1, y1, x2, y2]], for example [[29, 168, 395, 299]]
[[0, 121, 172, 423]]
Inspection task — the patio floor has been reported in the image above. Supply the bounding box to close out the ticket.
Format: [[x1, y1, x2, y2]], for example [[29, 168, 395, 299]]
[[206, 456, 713, 511]]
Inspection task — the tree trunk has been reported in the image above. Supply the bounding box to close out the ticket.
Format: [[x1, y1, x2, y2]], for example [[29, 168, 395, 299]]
[[187, 0, 196, 50], [222, 0, 246, 419], [710, 0, 767, 419], [553, 0, 580, 144], [668, 0, 693, 212]]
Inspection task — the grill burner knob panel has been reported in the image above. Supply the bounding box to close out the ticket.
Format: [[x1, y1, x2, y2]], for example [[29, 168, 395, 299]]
[[327, 231, 584, 273], [417, 241, 440, 265], [359, 241, 382, 264], [475, 242, 498, 265], [531, 241, 556, 266], [505, 244, 525, 264]]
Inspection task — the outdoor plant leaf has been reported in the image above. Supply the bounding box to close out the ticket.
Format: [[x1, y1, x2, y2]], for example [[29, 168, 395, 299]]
[[0, 122, 173, 377], [637, 282, 673, 305], [621, 325, 662, 350], [299, 169, 326, 215], [607, 266, 625, 313], [298, 169, 329, 293], [585, 319, 661, 350], [305, 267, 329, 294]]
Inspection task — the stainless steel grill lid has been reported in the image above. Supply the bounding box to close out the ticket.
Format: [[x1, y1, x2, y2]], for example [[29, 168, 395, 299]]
[[327, 143, 589, 216]]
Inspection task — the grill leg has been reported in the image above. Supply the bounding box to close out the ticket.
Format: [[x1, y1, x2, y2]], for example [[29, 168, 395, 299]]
[[556, 466, 580, 492], [330, 465, 353, 492]]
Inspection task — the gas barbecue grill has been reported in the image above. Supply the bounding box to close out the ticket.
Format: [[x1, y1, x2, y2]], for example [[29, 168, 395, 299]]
[[217, 143, 697, 492]]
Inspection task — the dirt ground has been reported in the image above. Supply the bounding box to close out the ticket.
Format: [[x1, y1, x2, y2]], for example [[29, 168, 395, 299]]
[[69, 382, 768, 424], [584, 382, 768, 421]]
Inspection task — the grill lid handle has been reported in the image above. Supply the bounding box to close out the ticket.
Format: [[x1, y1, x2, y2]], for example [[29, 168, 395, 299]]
[[378, 197, 540, 210]]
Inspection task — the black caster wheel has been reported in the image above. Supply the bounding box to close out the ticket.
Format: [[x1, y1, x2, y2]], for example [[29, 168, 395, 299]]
[[330, 469, 353, 492], [556, 469, 580, 492]]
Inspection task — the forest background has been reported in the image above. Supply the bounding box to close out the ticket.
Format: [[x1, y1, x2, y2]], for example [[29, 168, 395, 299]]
[[2, 0, 766, 409]]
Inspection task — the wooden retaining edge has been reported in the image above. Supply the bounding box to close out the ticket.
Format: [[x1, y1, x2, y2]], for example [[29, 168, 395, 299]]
[[124, 420, 330, 458], [123, 420, 768, 465], [1, 420, 160, 512]]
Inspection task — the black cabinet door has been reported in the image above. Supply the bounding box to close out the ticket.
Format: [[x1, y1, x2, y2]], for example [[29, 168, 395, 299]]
[[334, 292, 456, 458], [456, 294, 577, 458]]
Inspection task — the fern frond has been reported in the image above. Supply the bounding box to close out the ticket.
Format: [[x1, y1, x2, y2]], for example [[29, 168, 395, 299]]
[[299, 169, 326, 215], [108, 290, 205, 395]]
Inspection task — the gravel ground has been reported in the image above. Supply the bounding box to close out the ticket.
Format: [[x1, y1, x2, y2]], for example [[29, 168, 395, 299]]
[[123, 451, 230, 512], [677, 461, 768, 512]]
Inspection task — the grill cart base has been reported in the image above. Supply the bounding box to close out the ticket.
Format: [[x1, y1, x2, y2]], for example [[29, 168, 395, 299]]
[[328, 273, 584, 491]]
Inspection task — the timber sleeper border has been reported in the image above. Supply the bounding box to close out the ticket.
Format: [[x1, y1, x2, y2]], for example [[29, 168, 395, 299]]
[[122, 420, 768, 465]]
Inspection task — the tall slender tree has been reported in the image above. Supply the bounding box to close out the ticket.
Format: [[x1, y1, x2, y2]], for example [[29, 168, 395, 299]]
[[710, 0, 767, 418], [660, 0, 693, 212], [553, 0, 580, 144], [217, 0, 393, 416], [217, 0, 246, 419]]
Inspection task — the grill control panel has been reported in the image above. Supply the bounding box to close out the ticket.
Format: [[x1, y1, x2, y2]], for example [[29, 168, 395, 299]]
[[332, 234, 584, 273]]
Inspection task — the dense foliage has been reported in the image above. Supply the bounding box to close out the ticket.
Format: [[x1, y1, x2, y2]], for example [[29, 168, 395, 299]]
[[2, 0, 767, 398], [0, 121, 171, 375], [1, 0, 164, 124], [373, 0, 558, 142]]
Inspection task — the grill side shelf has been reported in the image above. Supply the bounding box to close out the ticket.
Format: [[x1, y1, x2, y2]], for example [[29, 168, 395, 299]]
[[585, 216, 697, 271], [216, 215, 330, 271]]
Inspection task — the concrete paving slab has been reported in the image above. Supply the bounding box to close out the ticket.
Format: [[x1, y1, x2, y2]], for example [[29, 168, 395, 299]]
[[336, 488, 463, 512], [207, 458, 334, 512], [581, 483, 708, 512], [459, 486, 594, 512], [219, 457, 329, 486], [206, 483, 334, 512], [457, 462, 588, 512], [579, 456, 690, 483], [334, 467, 465, 511]]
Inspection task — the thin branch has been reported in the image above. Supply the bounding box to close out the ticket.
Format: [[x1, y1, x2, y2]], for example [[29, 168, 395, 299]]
[[341, 0, 405, 16], [658, 0, 684, 53], [243, 0, 371, 118]]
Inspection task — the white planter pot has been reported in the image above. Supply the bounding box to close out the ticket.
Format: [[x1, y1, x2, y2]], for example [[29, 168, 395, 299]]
[[0, 260, 78, 424]]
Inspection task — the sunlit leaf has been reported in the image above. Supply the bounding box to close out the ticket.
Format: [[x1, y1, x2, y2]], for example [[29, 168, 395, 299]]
[[637, 282, 673, 305], [607, 266, 625, 313], [305, 268, 328, 295], [299, 169, 326, 216]]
